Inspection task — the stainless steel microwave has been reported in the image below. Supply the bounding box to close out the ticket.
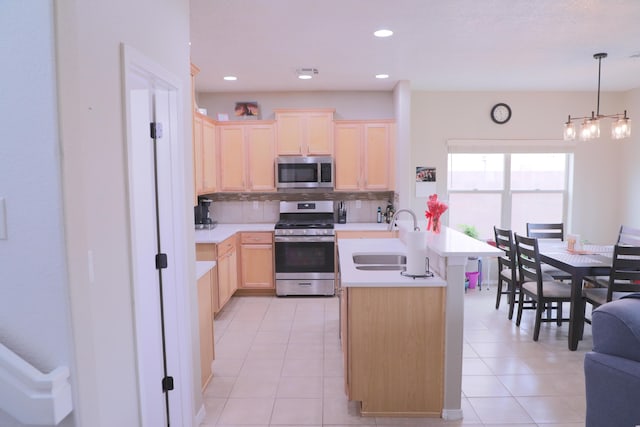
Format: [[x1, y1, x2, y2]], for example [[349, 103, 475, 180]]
[[276, 156, 333, 189]]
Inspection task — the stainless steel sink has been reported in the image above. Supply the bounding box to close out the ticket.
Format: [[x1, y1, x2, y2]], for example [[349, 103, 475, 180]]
[[355, 265, 406, 271], [352, 254, 407, 265]]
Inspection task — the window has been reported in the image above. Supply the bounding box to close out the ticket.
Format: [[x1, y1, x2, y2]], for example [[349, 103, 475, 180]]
[[447, 152, 570, 240]]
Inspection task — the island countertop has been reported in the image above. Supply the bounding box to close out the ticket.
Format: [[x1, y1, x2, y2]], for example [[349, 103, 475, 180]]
[[338, 238, 446, 287]]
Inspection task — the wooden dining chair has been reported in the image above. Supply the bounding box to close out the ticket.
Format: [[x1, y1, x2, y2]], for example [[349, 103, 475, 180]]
[[584, 225, 640, 288], [525, 222, 572, 281], [494, 227, 521, 319], [514, 233, 572, 341], [526, 222, 565, 240], [583, 244, 640, 324]]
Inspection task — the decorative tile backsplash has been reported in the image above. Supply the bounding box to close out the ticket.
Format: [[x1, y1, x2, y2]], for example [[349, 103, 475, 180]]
[[207, 192, 396, 224]]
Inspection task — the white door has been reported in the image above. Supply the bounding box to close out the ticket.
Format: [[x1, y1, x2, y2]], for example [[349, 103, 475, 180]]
[[123, 45, 193, 427]]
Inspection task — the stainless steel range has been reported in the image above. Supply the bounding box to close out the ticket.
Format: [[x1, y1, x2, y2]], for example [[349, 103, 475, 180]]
[[274, 201, 335, 296]]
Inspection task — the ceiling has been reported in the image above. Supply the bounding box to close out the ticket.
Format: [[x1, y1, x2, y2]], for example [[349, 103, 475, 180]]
[[189, 0, 640, 93]]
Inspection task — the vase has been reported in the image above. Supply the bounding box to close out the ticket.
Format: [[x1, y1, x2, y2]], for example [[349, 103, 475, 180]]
[[428, 216, 441, 233]]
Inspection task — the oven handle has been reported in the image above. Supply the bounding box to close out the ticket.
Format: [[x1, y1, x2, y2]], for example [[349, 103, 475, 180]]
[[274, 236, 335, 243]]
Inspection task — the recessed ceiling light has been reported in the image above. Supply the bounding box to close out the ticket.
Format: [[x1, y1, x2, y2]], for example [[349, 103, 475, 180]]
[[296, 68, 318, 80], [375, 74, 389, 79], [374, 29, 393, 38], [223, 76, 237, 81]]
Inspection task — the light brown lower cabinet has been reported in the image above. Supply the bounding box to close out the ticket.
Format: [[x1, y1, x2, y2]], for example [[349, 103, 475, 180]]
[[196, 235, 238, 314], [239, 232, 274, 289], [343, 286, 445, 417], [197, 268, 215, 389]]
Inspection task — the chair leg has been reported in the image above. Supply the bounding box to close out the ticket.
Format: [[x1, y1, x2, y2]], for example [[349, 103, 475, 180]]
[[516, 288, 525, 326], [495, 277, 503, 309], [557, 301, 563, 326], [508, 283, 517, 320], [533, 301, 543, 341]]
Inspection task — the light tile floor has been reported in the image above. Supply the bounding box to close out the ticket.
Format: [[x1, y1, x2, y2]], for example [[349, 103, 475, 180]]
[[201, 284, 592, 426]]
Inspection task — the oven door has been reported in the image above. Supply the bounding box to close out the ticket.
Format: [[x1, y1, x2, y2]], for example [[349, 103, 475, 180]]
[[274, 235, 335, 277]]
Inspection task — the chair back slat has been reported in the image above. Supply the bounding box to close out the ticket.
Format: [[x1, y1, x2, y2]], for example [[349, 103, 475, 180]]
[[617, 225, 640, 246], [494, 227, 516, 270], [515, 233, 544, 295], [607, 245, 640, 299], [526, 223, 565, 241]]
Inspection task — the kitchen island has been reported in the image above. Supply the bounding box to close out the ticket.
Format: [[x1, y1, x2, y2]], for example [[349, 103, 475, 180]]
[[338, 225, 503, 420]]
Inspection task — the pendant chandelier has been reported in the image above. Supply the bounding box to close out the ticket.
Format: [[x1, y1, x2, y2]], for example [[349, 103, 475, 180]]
[[563, 53, 631, 141]]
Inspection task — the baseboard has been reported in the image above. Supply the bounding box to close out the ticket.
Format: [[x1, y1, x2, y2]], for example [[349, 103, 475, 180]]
[[195, 402, 206, 425], [442, 408, 463, 420]]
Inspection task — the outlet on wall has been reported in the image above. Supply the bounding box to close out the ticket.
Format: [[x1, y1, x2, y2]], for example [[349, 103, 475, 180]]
[[253, 201, 259, 210], [356, 200, 362, 209]]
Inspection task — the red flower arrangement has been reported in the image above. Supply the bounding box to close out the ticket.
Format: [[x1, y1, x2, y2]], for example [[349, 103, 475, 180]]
[[425, 194, 448, 233]]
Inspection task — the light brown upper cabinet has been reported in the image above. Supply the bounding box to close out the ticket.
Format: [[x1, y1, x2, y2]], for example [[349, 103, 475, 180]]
[[275, 109, 335, 156], [217, 122, 276, 192], [334, 120, 395, 191]]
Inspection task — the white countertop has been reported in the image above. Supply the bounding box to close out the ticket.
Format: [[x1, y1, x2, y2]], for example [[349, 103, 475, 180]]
[[194, 223, 275, 244], [195, 222, 394, 244], [393, 221, 504, 258], [338, 238, 446, 288], [196, 261, 216, 279], [335, 222, 391, 232]]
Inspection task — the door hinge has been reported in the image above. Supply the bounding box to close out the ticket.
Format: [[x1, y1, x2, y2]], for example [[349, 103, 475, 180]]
[[162, 376, 174, 392], [150, 122, 163, 139], [156, 253, 168, 270]]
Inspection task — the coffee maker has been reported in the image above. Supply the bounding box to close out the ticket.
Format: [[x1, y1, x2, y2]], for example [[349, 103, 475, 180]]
[[194, 197, 215, 229]]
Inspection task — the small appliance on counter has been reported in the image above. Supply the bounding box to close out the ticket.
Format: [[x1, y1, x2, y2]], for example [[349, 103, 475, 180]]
[[194, 197, 217, 230], [337, 201, 347, 224]]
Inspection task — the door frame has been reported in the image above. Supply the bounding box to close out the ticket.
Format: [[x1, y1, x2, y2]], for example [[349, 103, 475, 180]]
[[121, 43, 194, 427]]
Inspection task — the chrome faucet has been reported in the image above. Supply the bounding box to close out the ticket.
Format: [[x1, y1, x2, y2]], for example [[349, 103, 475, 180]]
[[388, 209, 420, 231]]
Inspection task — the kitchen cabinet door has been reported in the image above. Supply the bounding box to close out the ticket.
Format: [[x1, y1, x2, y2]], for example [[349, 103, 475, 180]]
[[197, 269, 214, 389], [334, 120, 394, 191], [218, 126, 246, 191], [193, 113, 205, 201], [240, 232, 274, 289], [275, 109, 334, 156], [334, 123, 362, 190], [246, 125, 275, 191], [201, 117, 217, 193], [362, 123, 390, 190]]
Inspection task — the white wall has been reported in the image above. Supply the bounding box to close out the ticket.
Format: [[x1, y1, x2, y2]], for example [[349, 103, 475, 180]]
[[54, 0, 196, 426], [620, 88, 640, 227], [410, 91, 629, 243], [0, 2, 74, 426], [197, 90, 394, 120]]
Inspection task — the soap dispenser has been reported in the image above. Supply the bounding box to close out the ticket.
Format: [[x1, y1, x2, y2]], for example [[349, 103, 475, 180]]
[[376, 207, 382, 223]]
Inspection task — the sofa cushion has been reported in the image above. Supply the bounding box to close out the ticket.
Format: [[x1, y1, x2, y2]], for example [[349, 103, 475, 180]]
[[592, 297, 640, 362]]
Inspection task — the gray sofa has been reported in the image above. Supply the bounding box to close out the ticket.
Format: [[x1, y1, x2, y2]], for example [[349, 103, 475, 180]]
[[584, 295, 640, 427]]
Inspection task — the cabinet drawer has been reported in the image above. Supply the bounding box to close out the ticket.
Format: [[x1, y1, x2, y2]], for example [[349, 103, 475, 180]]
[[196, 243, 217, 261], [240, 232, 273, 244], [217, 235, 236, 257]]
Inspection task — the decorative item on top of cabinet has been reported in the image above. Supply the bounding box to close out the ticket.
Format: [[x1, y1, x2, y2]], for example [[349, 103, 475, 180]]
[[239, 232, 274, 291], [274, 109, 335, 156], [334, 120, 395, 191], [217, 121, 275, 192]]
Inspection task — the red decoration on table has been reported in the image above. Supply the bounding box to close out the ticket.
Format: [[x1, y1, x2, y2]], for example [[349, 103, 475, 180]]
[[425, 194, 448, 233]]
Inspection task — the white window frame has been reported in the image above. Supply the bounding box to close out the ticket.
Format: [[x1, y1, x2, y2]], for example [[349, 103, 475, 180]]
[[446, 139, 574, 233]]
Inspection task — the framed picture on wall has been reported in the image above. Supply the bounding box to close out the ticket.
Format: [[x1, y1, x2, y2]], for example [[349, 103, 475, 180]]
[[234, 102, 260, 119]]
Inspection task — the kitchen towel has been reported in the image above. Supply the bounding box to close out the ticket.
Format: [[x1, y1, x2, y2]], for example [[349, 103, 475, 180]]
[[405, 231, 426, 276]]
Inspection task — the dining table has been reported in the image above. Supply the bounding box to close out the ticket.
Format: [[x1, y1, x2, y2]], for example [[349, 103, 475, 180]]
[[537, 241, 613, 351]]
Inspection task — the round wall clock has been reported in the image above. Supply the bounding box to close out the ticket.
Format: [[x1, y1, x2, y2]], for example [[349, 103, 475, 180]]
[[491, 103, 512, 124]]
